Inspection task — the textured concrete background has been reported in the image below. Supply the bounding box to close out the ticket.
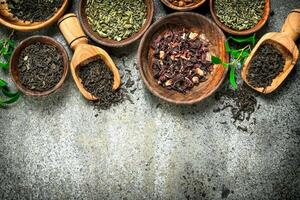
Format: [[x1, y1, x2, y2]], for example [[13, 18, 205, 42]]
[[0, 0, 300, 200]]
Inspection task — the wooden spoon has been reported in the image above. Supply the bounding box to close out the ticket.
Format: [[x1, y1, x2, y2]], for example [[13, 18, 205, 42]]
[[58, 13, 121, 101], [242, 9, 300, 94]]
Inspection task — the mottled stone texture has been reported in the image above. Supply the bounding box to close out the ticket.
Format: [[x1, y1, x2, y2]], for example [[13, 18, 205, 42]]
[[0, 0, 300, 200]]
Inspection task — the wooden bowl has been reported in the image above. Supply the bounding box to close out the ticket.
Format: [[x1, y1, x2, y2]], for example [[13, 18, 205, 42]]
[[160, 0, 206, 11], [78, 0, 154, 48], [210, 0, 270, 35], [137, 12, 228, 105], [10, 36, 69, 97], [0, 0, 69, 32]]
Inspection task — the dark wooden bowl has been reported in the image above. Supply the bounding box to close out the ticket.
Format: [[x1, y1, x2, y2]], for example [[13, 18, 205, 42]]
[[210, 0, 270, 35], [78, 0, 154, 48], [137, 12, 228, 105], [10, 36, 69, 97], [0, 0, 69, 32], [160, 0, 206, 11]]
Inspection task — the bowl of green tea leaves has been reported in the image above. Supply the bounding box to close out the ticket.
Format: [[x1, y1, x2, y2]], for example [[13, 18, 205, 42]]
[[78, 0, 154, 47], [0, 0, 70, 32], [210, 0, 270, 35]]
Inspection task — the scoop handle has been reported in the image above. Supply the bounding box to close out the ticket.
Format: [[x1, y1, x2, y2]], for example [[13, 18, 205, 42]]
[[58, 13, 88, 50], [281, 9, 300, 41]]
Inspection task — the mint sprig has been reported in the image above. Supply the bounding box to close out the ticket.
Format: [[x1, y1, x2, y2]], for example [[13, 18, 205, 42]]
[[212, 34, 256, 89]]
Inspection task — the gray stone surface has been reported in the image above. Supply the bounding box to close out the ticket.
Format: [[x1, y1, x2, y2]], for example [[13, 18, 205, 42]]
[[0, 0, 300, 199]]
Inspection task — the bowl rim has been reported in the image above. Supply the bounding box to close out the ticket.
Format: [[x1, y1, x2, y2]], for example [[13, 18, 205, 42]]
[[78, 0, 154, 48], [137, 12, 228, 105], [0, 0, 70, 32], [9, 35, 69, 97], [160, 0, 206, 11], [209, 0, 270, 36]]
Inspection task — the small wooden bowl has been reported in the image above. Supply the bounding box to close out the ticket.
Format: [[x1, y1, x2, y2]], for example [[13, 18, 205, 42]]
[[137, 12, 228, 105], [160, 0, 206, 11], [78, 0, 154, 48], [0, 0, 69, 32], [210, 0, 270, 35], [10, 36, 69, 97]]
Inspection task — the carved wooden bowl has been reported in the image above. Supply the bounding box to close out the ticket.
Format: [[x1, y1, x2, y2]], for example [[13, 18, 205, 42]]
[[210, 0, 270, 35], [10, 36, 69, 96], [0, 0, 70, 32], [137, 12, 228, 105], [78, 0, 154, 47]]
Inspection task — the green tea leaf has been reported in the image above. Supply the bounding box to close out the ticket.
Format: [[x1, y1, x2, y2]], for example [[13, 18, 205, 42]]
[[225, 40, 231, 52], [2, 87, 19, 98], [0, 79, 7, 87], [211, 56, 223, 64], [0, 61, 9, 70], [229, 66, 238, 89], [228, 34, 256, 45], [0, 92, 20, 106]]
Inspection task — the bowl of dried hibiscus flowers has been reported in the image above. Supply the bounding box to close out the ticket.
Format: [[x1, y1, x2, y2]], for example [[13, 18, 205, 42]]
[[137, 12, 228, 105]]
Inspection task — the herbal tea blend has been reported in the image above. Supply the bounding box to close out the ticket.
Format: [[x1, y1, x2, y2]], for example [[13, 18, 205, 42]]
[[18, 43, 64, 92], [86, 0, 147, 41], [151, 28, 213, 93], [79, 59, 124, 110], [167, 0, 197, 7], [214, 0, 265, 31], [6, 0, 63, 22], [247, 43, 285, 88]]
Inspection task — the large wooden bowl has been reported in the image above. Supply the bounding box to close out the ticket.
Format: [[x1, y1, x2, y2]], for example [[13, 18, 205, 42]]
[[10, 36, 69, 97], [0, 0, 69, 32], [78, 0, 154, 48], [137, 12, 228, 105], [210, 0, 270, 35], [160, 0, 206, 11]]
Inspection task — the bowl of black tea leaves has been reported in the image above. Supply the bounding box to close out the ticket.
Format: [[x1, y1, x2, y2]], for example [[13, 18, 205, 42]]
[[10, 36, 69, 96], [0, 0, 70, 31]]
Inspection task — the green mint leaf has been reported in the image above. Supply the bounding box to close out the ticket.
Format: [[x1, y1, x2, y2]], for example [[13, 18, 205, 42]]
[[211, 56, 223, 64], [229, 66, 238, 89], [0, 92, 20, 106], [2, 87, 19, 98], [228, 35, 256, 44], [225, 40, 231, 53], [0, 79, 8, 87], [0, 61, 9, 70]]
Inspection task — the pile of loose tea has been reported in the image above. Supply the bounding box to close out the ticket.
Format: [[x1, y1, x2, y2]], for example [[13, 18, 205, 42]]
[[167, 0, 197, 7], [79, 59, 124, 110], [151, 28, 213, 93], [6, 0, 63, 22], [86, 0, 147, 41], [214, 84, 258, 122], [247, 43, 285, 88], [18, 43, 64, 92], [214, 0, 265, 30]]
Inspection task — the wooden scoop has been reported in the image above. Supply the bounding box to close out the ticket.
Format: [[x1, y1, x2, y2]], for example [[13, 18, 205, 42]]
[[242, 9, 300, 94], [58, 13, 121, 101]]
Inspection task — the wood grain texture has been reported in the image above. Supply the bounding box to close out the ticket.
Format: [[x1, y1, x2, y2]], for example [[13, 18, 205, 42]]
[[160, 0, 206, 11], [209, 0, 270, 36], [137, 12, 228, 105], [9, 36, 69, 96], [0, 0, 69, 32], [242, 9, 300, 94], [78, 0, 154, 48], [58, 14, 121, 101]]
